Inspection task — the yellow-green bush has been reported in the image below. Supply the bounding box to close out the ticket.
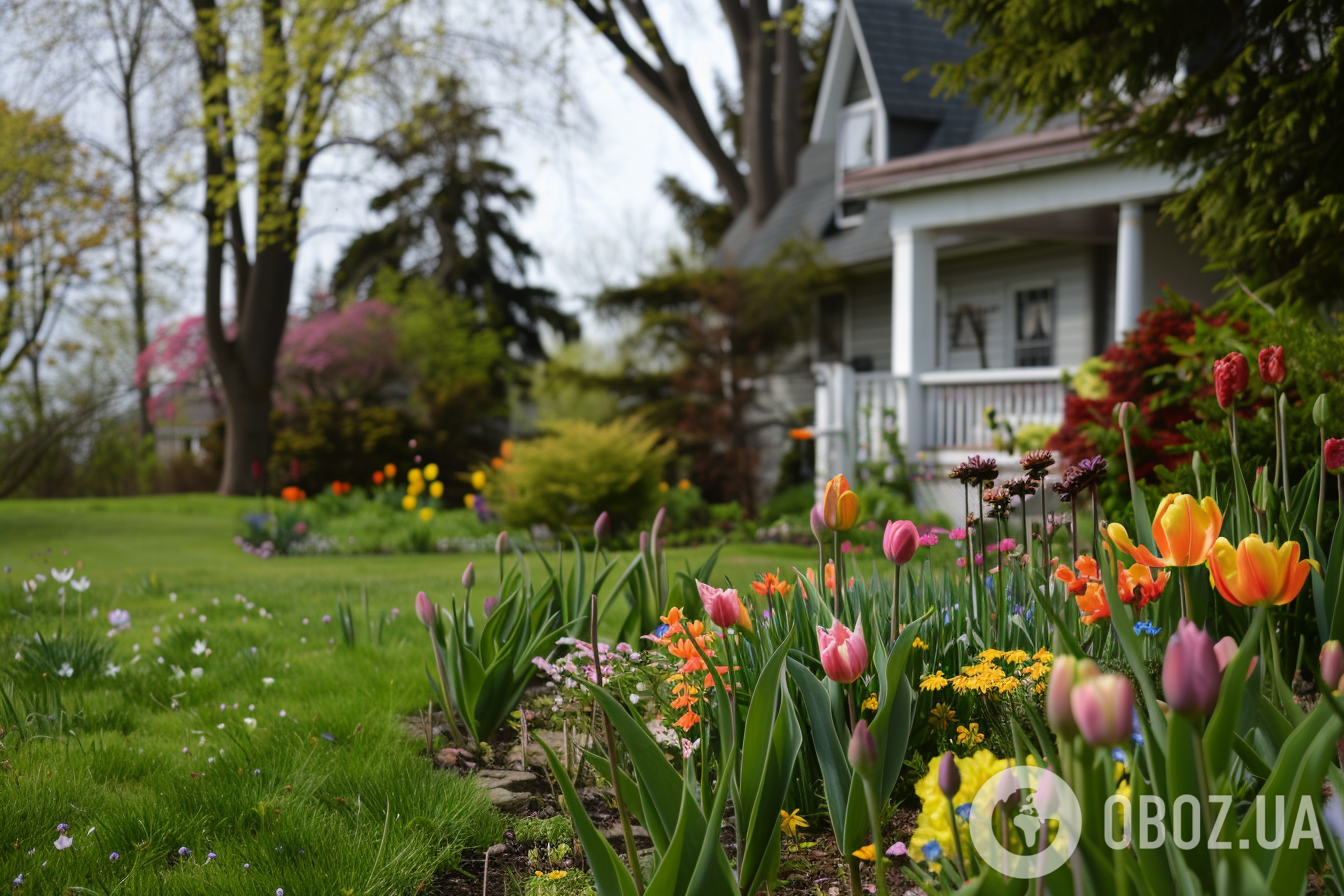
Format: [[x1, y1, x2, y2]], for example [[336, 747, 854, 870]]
[[488, 418, 673, 532]]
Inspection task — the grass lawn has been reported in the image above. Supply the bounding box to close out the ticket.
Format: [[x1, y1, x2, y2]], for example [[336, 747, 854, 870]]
[[0, 495, 814, 895]]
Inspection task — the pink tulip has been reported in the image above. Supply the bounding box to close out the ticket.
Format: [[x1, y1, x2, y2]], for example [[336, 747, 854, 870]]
[[1163, 619, 1222, 717], [1070, 674, 1134, 747], [461, 562, 475, 589], [697, 581, 744, 629], [883, 520, 919, 566], [810, 505, 827, 544], [593, 512, 612, 542], [817, 618, 868, 683], [483, 595, 499, 618], [1322, 641, 1344, 693], [848, 720, 878, 777], [414, 591, 434, 629], [937, 750, 960, 799], [495, 531, 510, 556], [1214, 635, 1258, 681], [1046, 656, 1096, 737]]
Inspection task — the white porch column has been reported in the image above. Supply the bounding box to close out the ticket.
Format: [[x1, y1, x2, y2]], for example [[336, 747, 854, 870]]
[[811, 362, 856, 503], [891, 227, 936, 454], [1113, 201, 1144, 344]]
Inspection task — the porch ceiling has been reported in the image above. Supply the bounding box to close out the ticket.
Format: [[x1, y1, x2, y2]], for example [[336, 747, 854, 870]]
[[943, 204, 1119, 244]]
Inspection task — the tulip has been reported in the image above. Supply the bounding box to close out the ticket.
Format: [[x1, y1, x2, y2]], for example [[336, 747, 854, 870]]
[[822, 474, 859, 531], [817, 618, 868, 683], [495, 531, 510, 556], [1212, 635, 1257, 680], [483, 595, 499, 618], [461, 562, 475, 589], [1107, 493, 1222, 567], [883, 520, 919, 566], [937, 750, 961, 799], [1326, 438, 1344, 475], [1070, 674, 1135, 746], [593, 512, 611, 543], [848, 720, 878, 778], [414, 591, 435, 629], [251, 460, 264, 482], [1323, 641, 1344, 693], [1214, 352, 1249, 409], [1258, 345, 1285, 385], [809, 505, 827, 544], [1209, 533, 1317, 608], [697, 581, 744, 629], [1163, 619, 1222, 717], [1046, 656, 1098, 737]]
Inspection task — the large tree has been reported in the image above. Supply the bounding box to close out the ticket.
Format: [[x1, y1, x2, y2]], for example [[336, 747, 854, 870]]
[[921, 0, 1344, 305], [564, 0, 815, 225], [190, 0, 408, 494]]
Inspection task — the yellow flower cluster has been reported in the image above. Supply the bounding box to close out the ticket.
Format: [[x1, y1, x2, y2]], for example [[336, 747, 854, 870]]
[[909, 751, 1038, 870], [918, 647, 1053, 696]]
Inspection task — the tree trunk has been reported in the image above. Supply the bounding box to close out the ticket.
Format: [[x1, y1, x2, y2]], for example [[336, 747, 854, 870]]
[[774, 0, 802, 193], [218, 370, 272, 495], [743, 0, 779, 223]]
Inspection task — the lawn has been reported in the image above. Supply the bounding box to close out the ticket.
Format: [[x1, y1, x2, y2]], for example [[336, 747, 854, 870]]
[[0, 495, 814, 895]]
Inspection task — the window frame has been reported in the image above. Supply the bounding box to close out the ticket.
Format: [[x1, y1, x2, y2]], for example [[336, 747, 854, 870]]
[[1008, 279, 1057, 368]]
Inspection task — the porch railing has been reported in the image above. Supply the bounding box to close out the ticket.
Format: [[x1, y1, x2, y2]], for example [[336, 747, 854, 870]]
[[920, 367, 1066, 451]]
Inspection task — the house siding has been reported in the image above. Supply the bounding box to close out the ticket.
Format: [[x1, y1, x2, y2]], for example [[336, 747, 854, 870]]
[[936, 244, 1095, 370], [848, 270, 894, 370]]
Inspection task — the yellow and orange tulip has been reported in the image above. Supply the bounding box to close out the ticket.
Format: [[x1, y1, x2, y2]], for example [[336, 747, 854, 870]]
[[1208, 534, 1317, 608], [1107, 493, 1222, 567], [822, 474, 859, 532]]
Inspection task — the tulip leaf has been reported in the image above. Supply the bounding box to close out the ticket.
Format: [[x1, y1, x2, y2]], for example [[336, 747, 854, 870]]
[[1030, 579, 1085, 659], [642, 775, 712, 896], [787, 656, 852, 845], [538, 739, 638, 896], [685, 761, 739, 896], [1265, 715, 1344, 894], [1205, 606, 1267, 782], [738, 649, 802, 896], [1230, 733, 1273, 779], [1163, 712, 1214, 890]]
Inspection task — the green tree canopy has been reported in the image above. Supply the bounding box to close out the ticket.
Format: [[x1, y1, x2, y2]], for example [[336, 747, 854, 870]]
[[922, 0, 1344, 305]]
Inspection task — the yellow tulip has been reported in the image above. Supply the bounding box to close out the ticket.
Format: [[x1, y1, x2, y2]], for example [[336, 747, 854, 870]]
[[424, 463, 439, 481], [1107, 493, 1222, 567], [822, 474, 859, 532], [430, 481, 444, 499], [407, 480, 425, 497], [419, 507, 434, 523], [408, 468, 423, 483], [464, 494, 476, 510], [1209, 534, 1317, 608], [470, 470, 487, 491], [401, 495, 417, 511]]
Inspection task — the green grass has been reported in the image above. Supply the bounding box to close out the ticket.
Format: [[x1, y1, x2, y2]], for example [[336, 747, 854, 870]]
[[0, 495, 814, 895]]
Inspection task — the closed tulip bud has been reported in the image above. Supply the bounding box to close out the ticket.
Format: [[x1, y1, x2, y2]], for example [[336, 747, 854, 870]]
[[1214, 635, 1258, 680], [937, 751, 961, 799], [483, 595, 499, 618], [1323, 642, 1344, 693], [817, 618, 869, 683], [639, 530, 649, 554], [593, 512, 611, 543], [883, 520, 919, 566], [1114, 401, 1137, 429], [495, 531, 510, 557], [1070, 674, 1135, 747], [1163, 619, 1222, 717], [1253, 466, 1273, 513], [1046, 656, 1097, 737], [697, 581, 744, 629], [251, 460, 264, 482], [461, 562, 475, 589], [1313, 395, 1330, 429], [848, 720, 879, 779], [652, 506, 667, 542], [1214, 352, 1249, 409], [1326, 439, 1344, 475], [995, 764, 1021, 806], [414, 591, 434, 629], [810, 505, 827, 545], [1258, 345, 1285, 385]]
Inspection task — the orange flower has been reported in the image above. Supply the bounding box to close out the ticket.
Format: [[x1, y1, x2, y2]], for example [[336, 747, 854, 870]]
[[673, 710, 701, 731], [789, 427, 814, 441], [1209, 534, 1317, 608], [822, 474, 859, 531], [825, 562, 836, 592], [383, 463, 397, 479], [1119, 563, 1168, 610], [280, 486, 305, 502], [499, 439, 514, 461], [751, 572, 793, 599], [1108, 494, 1222, 567], [1075, 581, 1111, 625], [490, 457, 505, 470], [1054, 556, 1099, 595], [703, 665, 735, 689], [372, 471, 385, 485]]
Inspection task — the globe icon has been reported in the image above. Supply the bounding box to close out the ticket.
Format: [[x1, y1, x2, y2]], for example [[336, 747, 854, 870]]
[[968, 766, 1082, 878]]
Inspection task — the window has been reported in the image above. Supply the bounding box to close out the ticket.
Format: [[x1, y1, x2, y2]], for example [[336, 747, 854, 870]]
[[838, 104, 875, 171], [1014, 286, 1055, 366], [818, 294, 846, 362]]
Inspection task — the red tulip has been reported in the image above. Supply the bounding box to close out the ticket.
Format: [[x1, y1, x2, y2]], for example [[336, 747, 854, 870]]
[[1070, 674, 1134, 747], [883, 520, 919, 566], [414, 591, 435, 629], [697, 581, 744, 629], [1326, 438, 1344, 475], [1163, 619, 1222, 717], [817, 618, 868, 683], [1214, 352, 1249, 409], [251, 460, 264, 482], [1258, 345, 1285, 385]]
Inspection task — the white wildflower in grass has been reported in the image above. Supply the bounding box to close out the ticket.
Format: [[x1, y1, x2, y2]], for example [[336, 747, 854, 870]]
[[191, 640, 208, 656], [243, 718, 257, 730], [170, 665, 186, 681], [262, 677, 275, 687], [169, 593, 177, 602], [51, 568, 74, 583], [54, 835, 73, 850], [190, 667, 204, 679], [104, 662, 120, 678], [71, 577, 90, 592], [57, 662, 74, 678], [107, 609, 131, 632]]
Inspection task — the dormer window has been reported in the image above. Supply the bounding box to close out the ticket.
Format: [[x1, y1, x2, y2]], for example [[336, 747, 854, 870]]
[[839, 103, 876, 171]]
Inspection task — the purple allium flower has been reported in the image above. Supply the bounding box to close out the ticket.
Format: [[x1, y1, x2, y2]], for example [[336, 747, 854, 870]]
[[109, 853, 120, 862], [56, 824, 68, 833], [178, 847, 191, 857]]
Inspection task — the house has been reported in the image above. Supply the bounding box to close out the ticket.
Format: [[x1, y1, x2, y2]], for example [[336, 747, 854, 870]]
[[719, 0, 1221, 516]]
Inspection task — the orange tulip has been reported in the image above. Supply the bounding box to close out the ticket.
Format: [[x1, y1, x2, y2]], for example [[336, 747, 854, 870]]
[[822, 474, 859, 531], [1107, 493, 1222, 567], [1208, 534, 1317, 608], [1075, 581, 1111, 625]]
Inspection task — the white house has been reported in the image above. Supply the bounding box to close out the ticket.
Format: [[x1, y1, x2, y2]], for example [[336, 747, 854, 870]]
[[719, 0, 1221, 514]]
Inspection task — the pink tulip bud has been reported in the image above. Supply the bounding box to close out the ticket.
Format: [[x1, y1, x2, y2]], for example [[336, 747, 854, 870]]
[[995, 764, 1021, 806], [937, 751, 960, 799], [1070, 674, 1134, 747], [810, 505, 827, 544], [883, 520, 919, 566], [697, 581, 744, 629], [651, 507, 667, 542], [593, 512, 611, 542], [639, 531, 649, 554], [483, 595, 499, 618], [495, 531, 510, 556], [1163, 619, 1222, 717], [414, 591, 434, 629], [461, 562, 475, 589], [848, 720, 879, 778], [1046, 656, 1097, 737], [1322, 641, 1344, 692], [817, 618, 869, 684], [1213, 635, 1258, 680]]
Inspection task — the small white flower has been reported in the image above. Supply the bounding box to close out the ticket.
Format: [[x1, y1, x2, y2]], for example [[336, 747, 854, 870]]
[[71, 577, 90, 592], [198, 615, 207, 623], [54, 835, 73, 850], [243, 717, 257, 730], [104, 662, 120, 678], [170, 665, 186, 680], [217, 723, 225, 729], [107, 609, 131, 631], [191, 640, 208, 656], [169, 593, 177, 602], [57, 662, 74, 678], [35, 573, 47, 583], [190, 667, 204, 679], [262, 677, 275, 687], [51, 568, 74, 583], [278, 710, 286, 718]]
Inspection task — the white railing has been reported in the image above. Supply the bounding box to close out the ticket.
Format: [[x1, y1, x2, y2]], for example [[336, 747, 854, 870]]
[[854, 372, 904, 466], [920, 367, 1066, 450]]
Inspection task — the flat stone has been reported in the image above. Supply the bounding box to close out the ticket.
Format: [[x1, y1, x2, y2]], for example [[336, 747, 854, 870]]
[[599, 824, 650, 844], [485, 787, 531, 812], [476, 769, 537, 790], [505, 728, 570, 768]]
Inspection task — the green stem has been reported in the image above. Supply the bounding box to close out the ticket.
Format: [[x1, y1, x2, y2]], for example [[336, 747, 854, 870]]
[[1280, 393, 1292, 508], [833, 531, 841, 616], [847, 857, 862, 896], [890, 566, 900, 644], [946, 797, 969, 880], [1317, 428, 1327, 544], [863, 778, 889, 896]]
